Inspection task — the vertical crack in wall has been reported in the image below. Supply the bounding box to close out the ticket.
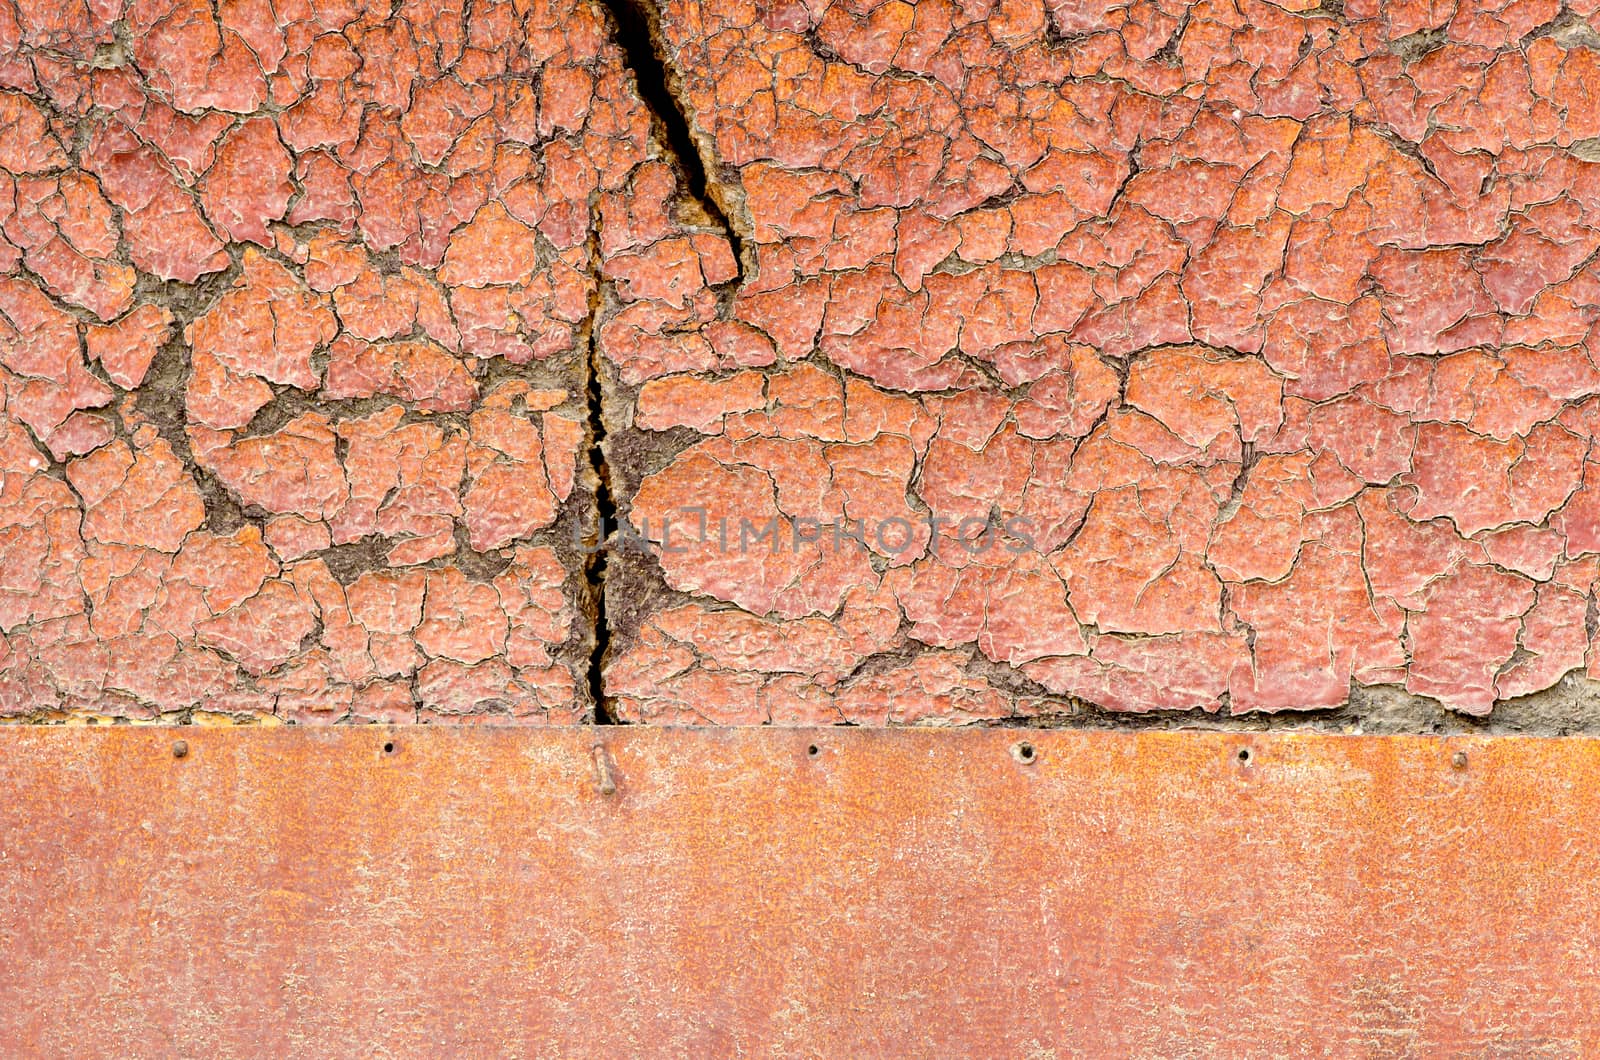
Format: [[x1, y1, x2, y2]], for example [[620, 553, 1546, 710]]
[[585, 292, 617, 724], [598, 0, 745, 275], [586, 0, 738, 722]]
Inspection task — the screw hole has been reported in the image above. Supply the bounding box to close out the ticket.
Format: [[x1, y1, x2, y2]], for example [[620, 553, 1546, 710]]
[[807, 743, 820, 757], [383, 741, 395, 754], [1236, 747, 1252, 764], [1012, 741, 1036, 764], [1451, 750, 1468, 770]]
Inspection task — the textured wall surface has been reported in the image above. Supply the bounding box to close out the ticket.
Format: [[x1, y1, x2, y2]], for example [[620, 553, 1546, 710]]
[[6, 727, 1600, 1054], [2, 0, 1600, 725], [0, 0, 634, 720]]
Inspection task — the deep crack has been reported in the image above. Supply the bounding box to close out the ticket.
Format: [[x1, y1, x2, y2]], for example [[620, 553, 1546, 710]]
[[586, 349, 618, 723], [600, 0, 746, 280]]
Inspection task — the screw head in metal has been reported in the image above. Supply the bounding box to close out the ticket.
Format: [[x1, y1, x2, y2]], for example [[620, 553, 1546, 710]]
[[172, 739, 189, 759], [1451, 750, 1468, 770]]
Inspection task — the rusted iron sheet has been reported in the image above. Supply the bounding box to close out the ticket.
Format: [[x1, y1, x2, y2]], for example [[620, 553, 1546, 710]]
[[1, 728, 1595, 1056]]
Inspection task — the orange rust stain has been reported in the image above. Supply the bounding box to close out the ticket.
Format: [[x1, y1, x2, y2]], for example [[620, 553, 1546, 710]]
[[0, 727, 1594, 1055]]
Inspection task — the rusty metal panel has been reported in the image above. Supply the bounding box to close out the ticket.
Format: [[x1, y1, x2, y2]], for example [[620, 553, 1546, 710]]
[[1, 728, 1595, 1056]]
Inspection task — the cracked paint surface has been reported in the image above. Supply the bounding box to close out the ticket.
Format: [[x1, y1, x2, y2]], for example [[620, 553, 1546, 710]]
[[0, 0, 632, 721], [599, 0, 1600, 723], [4, 0, 1600, 725]]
